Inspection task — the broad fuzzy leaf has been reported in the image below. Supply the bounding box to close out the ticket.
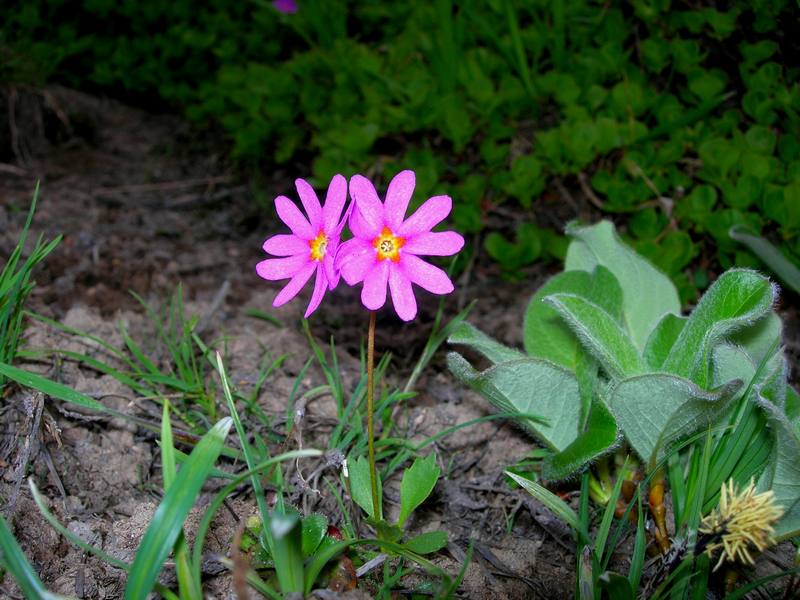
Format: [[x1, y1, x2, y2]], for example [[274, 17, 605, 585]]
[[564, 221, 680, 350], [663, 269, 776, 387], [608, 374, 742, 467], [398, 454, 440, 527], [643, 313, 686, 370], [523, 266, 622, 370], [756, 384, 800, 540], [447, 322, 523, 364], [543, 398, 619, 481], [729, 225, 800, 294], [447, 352, 580, 451], [543, 293, 644, 379]]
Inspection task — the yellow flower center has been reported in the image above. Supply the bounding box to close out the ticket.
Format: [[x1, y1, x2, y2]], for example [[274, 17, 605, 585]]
[[373, 226, 405, 262], [309, 231, 328, 262]]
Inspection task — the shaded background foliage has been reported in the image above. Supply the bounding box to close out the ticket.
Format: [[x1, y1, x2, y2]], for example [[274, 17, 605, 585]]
[[2, 0, 799, 301]]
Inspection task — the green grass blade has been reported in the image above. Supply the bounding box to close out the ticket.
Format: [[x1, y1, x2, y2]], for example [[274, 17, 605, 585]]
[[29, 479, 129, 570], [729, 225, 800, 294], [124, 416, 232, 600], [0, 361, 113, 414], [190, 449, 322, 591], [0, 511, 67, 600], [628, 494, 646, 592], [597, 458, 629, 565], [506, 471, 584, 538]]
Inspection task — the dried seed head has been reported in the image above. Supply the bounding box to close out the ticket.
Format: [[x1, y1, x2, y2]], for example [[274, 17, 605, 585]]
[[699, 479, 783, 571]]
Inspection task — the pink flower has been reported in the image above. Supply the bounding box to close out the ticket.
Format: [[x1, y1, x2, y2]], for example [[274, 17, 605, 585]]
[[256, 175, 347, 317], [273, 0, 298, 13], [335, 170, 464, 321]]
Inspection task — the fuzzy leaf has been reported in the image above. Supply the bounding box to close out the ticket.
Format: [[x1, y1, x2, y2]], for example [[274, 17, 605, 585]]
[[543, 398, 619, 481], [643, 313, 687, 370], [608, 374, 742, 467], [544, 293, 644, 379], [398, 454, 440, 527], [447, 322, 524, 364], [523, 266, 622, 370], [447, 353, 580, 451], [663, 269, 776, 387], [756, 391, 800, 540], [731, 312, 782, 368], [564, 221, 680, 350]]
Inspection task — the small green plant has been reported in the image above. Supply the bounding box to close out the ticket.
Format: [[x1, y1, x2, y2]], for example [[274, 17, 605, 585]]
[[449, 220, 800, 594], [0, 185, 61, 388]]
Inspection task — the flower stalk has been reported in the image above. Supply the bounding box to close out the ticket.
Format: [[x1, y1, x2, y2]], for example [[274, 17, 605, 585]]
[[366, 310, 380, 521]]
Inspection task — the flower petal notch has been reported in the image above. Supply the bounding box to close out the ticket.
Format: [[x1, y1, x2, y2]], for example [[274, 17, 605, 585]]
[[336, 170, 464, 321], [257, 174, 347, 317]]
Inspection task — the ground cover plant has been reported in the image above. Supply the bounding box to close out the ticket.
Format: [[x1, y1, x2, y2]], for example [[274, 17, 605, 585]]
[[3, 0, 799, 298], [449, 220, 800, 596], [2, 1, 800, 598]]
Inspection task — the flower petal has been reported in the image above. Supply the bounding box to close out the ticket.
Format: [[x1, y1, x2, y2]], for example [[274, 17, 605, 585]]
[[256, 254, 309, 281], [389, 265, 417, 321], [361, 260, 390, 311], [262, 234, 309, 257], [402, 254, 454, 294], [349, 207, 378, 240], [273, 262, 316, 306], [304, 264, 328, 317], [323, 174, 348, 233], [349, 175, 384, 235], [324, 253, 340, 290], [403, 231, 464, 256], [275, 195, 315, 240], [397, 195, 452, 237], [295, 179, 323, 230], [384, 170, 415, 230], [336, 238, 375, 285]]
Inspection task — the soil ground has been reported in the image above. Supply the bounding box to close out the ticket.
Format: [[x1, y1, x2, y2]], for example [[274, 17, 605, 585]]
[[0, 87, 796, 599]]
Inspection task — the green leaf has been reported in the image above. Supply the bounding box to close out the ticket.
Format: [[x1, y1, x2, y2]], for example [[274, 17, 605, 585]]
[[301, 514, 328, 558], [523, 267, 622, 370], [755, 395, 800, 540], [663, 269, 776, 387], [543, 293, 644, 379], [543, 399, 618, 481], [505, 471, 584, 537], [447, 353, 579, 451], [729, 225, 800, 295], [124, 417, 233, 600], [564, 221, 680, 350], [643, 313, 687, 370], [448, 322, 524, 364], [347, 455, 381, 520], [608, 374, 742, 467], [598, 571, 634, 600], [269, 512, 303, 591], [398, 454, 441, 527], [0, 362, 112, 415], [403, 530, 448, 555]]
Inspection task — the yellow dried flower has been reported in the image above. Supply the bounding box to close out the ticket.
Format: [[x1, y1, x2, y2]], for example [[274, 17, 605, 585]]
[[699, 479, 783, 571]]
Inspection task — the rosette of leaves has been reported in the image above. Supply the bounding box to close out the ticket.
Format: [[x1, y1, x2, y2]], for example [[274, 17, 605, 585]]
[[448, 220, 800, 539]]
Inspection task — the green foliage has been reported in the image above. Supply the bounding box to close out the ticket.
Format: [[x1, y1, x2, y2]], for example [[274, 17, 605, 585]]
[[449, 220, 800, 546], [0, 186, 61, 388], [4, 1, 799, 283]]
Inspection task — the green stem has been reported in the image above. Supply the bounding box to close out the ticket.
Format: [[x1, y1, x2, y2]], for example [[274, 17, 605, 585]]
[[366, 310, 381, 520]]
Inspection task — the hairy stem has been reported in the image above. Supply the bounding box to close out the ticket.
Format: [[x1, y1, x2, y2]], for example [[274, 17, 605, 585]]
[[366, 310, 380, 520]]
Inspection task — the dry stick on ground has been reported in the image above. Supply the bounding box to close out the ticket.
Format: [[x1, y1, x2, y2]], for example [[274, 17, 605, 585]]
[[577, 172, 605, 210], [5, 391, 44, 515]]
